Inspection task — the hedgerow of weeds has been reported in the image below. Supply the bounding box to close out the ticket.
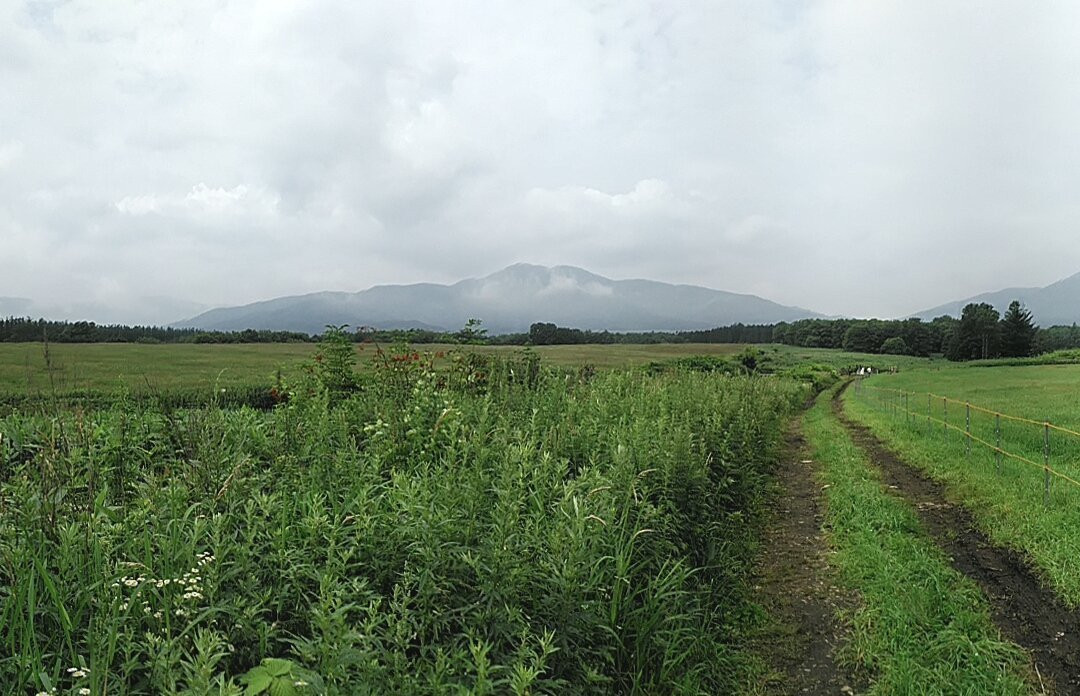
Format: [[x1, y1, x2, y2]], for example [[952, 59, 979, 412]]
[[0, 344, 807, 694]]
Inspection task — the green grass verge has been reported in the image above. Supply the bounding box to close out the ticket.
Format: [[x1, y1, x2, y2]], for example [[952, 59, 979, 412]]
[[804, 388, 1031, 694], [845, 385, 1080, 607]]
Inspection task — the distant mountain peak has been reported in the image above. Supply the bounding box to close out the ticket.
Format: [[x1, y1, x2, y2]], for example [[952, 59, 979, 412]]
[[174, 264, 823, 334]]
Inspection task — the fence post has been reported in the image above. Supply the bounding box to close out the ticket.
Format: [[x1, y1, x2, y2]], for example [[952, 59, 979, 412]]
[[943, 398, 948, 440], [995, 413, 1002, 474], [1044, 422, 1051, 507], [965, 403, 971, 460], [927, 393, 931, 433]]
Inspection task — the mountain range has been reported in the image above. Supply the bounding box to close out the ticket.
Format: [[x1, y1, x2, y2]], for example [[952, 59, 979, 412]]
[[912, 271, 1080, 326], [173, 264, 822, 334]]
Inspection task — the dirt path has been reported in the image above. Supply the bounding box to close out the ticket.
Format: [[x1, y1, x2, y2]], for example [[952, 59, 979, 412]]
[[833, 384, 1080, 694], [753, 422, 857, 695]]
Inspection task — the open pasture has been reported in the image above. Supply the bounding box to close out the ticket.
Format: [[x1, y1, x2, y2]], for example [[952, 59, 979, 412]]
[[848, 363, 1080, 606], [0, 341, 928, 398], [859, 362, 1080, 431]]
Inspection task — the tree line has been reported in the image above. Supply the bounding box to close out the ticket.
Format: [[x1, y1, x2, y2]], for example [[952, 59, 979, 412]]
[[0, 302, 1054, 361], [772, 301, 1039, 360], [0, 318, 313, 344]]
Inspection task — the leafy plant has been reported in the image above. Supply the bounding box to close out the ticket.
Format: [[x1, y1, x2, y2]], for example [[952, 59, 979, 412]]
[[239, 658, 314, 695]]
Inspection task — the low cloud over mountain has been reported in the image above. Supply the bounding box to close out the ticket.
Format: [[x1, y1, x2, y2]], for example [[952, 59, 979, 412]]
[[175, 264, 822, 335]]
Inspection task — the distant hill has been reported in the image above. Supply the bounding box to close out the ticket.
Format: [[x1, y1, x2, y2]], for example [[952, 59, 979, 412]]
[[174, 263, 823, 334], [913, 271, 1080, 326], [1, 295, 207, 327]]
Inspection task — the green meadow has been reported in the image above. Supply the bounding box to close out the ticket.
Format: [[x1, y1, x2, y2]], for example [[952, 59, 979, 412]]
[[0, 341, 928, 396], [849, 363, 1080, 606]]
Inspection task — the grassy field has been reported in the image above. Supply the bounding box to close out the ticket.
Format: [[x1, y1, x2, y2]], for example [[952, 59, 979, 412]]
[[804, 389, 1030, 693], [0, 341, 930, 396], [0, 338, 810, 694], [847, 365, 1080, 606], [856, 362, 1080, 430]]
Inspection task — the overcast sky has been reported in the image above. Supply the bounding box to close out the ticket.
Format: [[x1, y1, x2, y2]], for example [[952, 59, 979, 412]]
[[4, 1, 1080, 323]]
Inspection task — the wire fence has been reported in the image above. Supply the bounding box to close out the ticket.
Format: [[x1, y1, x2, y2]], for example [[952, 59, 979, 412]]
[[852, 379, 1080, 505]]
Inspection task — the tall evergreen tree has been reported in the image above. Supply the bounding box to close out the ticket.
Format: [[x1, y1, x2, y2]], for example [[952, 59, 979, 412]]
[[999, 300, 1037, 357], [947, 303, 1000, 360]]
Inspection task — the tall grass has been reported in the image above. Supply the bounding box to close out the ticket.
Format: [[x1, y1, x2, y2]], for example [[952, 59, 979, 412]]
[[0, 347, 806, 694]]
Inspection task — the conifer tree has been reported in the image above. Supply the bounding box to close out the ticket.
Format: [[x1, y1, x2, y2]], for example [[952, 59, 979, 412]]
[[999, 300, 1037, 357]]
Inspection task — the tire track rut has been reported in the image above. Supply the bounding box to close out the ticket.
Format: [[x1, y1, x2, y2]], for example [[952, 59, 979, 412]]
[[834, 383, 1080, 694], [754, 422, 858, 695]]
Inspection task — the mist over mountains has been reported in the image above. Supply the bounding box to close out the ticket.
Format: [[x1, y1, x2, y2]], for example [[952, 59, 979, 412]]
[[15, 265, 1080, 335], [174, 264, 822, 335], [913, 271, 1080, 327], [0, 295, 207, 328]]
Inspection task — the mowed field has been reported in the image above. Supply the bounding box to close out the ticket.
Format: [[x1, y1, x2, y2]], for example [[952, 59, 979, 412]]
[[849, 361, 1080, 606], [858, 362, 1080, 431], [0, 341, 931, 395]]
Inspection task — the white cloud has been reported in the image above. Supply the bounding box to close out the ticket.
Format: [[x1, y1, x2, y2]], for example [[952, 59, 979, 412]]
[[0, 140, 22, 168], [4, 1, 1080, 322], [115, 184, 278, 218], [114, 194, 160, 216]]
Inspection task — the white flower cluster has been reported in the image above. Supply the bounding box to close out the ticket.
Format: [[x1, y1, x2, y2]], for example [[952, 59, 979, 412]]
[[111, 552, 215, 619], [35, 666, 92, 695], [362, 417, 389, 438]]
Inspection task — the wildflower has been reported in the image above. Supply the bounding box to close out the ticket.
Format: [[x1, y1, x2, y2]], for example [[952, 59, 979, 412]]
[[294, 681, 309, 687], [79, 690, 90, 695], [123, 578, 138, 587]]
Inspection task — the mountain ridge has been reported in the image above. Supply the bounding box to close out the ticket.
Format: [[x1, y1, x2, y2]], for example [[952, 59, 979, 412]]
[[173, 263, 823, 334], [912, 270, 1080, 326]]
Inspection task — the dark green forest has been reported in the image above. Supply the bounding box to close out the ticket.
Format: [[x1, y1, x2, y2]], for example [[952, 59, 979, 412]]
[[0, 300, 1060, 361]]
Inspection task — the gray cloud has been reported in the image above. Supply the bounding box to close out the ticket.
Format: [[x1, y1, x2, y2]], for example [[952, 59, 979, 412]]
[[3, 0, 1080, 324]]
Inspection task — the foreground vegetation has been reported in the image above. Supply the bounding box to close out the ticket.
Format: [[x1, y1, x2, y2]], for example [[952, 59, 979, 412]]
[[804, 389, 1031, 693], [0, 338, 808, 694]]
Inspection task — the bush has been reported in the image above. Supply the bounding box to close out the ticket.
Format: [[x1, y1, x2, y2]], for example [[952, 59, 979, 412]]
[[880, 336, 910, 355]]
